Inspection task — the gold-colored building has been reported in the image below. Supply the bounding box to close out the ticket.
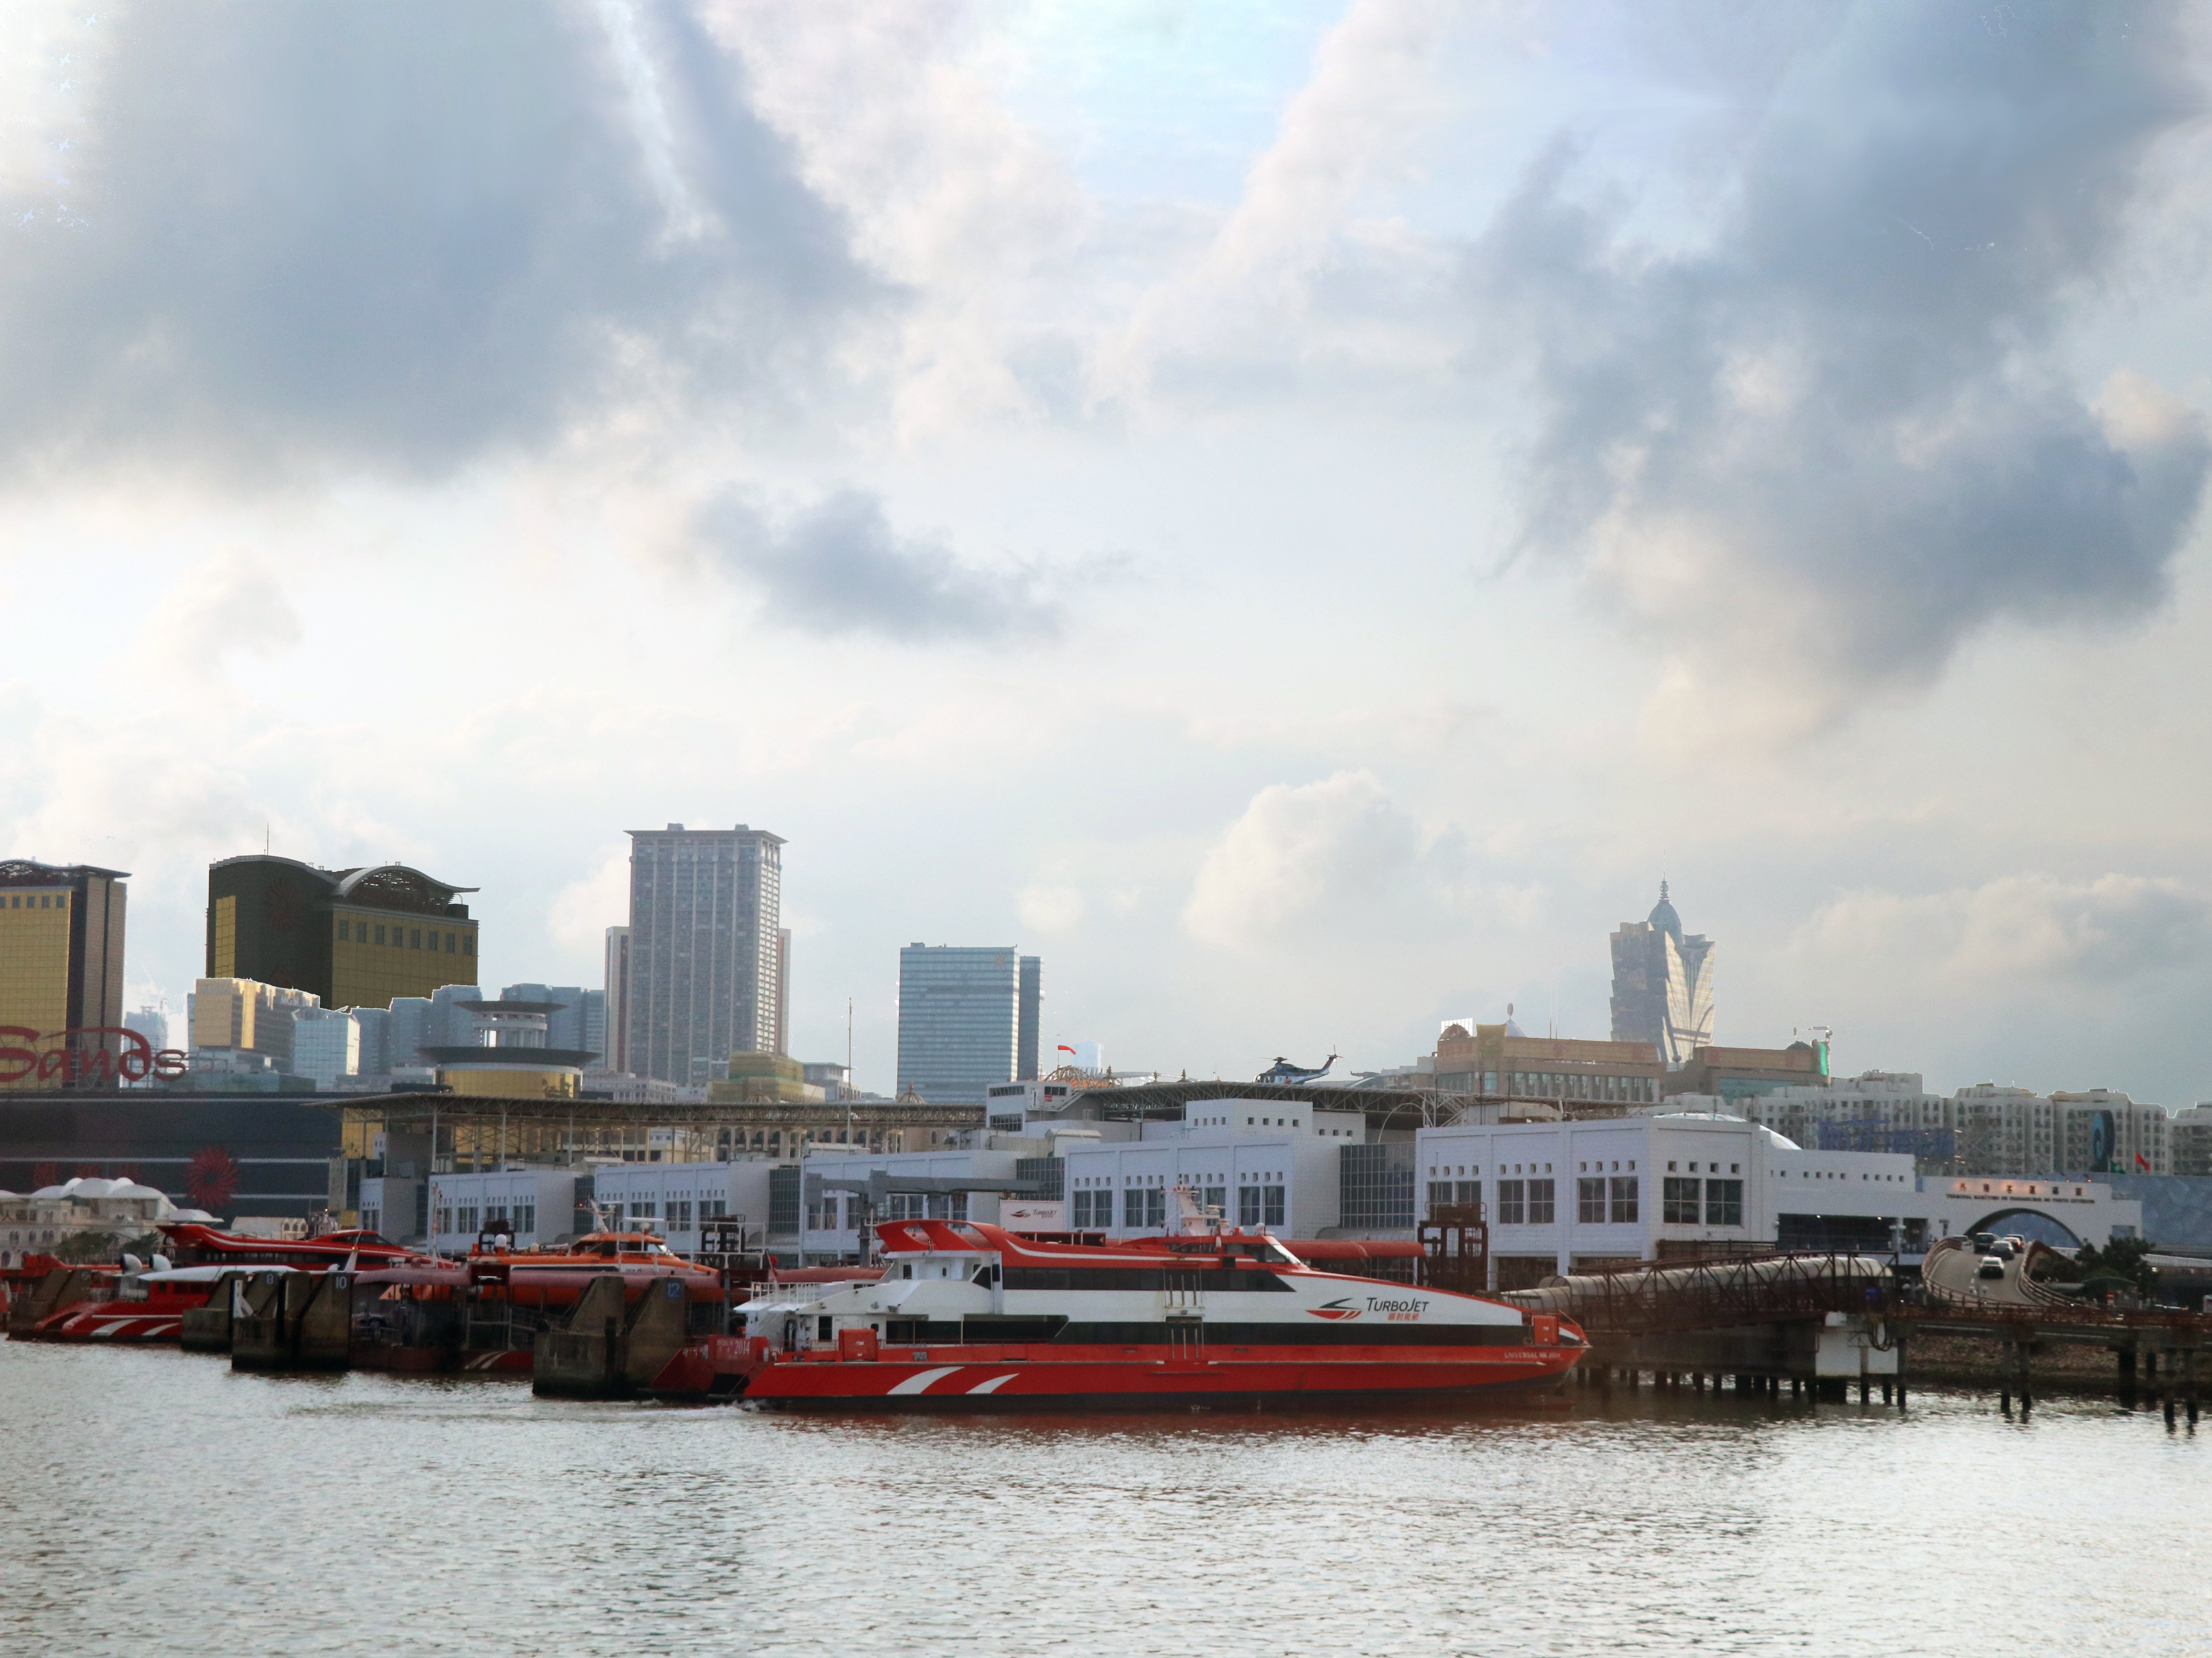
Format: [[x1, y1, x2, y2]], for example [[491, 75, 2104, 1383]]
[[206, 855, 479, 1011], [707, 1050, 825, 1105], [0, 860, 128, 1089], [1433, 1022, 1665, 1105], [188, 977, 323, 1068]]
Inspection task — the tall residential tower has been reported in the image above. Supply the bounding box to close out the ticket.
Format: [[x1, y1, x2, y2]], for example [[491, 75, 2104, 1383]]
[[624, 824, 783, 1085], [1609, 882, 1714, 1067]]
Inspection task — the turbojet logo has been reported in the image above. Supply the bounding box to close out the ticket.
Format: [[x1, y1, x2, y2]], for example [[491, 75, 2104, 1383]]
[[1309, 1295, 1432, 1322], [1367, 1295, 1429, 1323]]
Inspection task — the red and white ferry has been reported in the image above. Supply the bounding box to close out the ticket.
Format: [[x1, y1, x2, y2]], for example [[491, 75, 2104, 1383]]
[[10, 1224, 426, 1344], [667, 1217, 1583, 1407]]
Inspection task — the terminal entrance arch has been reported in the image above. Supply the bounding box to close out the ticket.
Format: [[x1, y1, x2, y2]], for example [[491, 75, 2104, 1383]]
[[1962, 1207, 2083, 1248]]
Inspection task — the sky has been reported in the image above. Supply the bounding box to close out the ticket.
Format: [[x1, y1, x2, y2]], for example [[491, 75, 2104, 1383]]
[[4, 1, 2212, 1103]]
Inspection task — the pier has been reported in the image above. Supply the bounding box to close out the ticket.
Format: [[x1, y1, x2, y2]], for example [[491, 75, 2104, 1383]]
[[1502, 1249, 2212, 1414]]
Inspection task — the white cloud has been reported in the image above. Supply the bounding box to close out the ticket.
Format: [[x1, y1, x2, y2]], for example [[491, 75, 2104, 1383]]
[[1107, 0, 1465, 397], [146, 550, 302, 679], [1476, 6, 2212, 741], [548, 842, 631, 956], [1019, 883, 1086, 933], [1793, 874, 2212, 988], [1183, 769, 1424, 949], [706, 0, 1093, 438]]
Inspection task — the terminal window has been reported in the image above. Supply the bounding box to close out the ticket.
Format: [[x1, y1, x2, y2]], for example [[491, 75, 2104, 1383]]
[[1496, 1179, 1525, 1225], [1126, 1188, 1166, 1229], [1577, 1177, 1606, 1223], [1527, 1179, 1555, 1224], [1609, 1176, 1639, 1224], [1704, 1179, 1743, 1226], [1663, 1177, 1700, 1224]]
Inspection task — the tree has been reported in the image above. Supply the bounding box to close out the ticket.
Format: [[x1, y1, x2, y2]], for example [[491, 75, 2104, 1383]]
[[2073, 1236, 2158, 1297]]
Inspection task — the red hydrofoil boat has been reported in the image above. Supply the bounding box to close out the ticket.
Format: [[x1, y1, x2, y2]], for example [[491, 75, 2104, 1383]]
[[11, 1225, 427, 1344], [677, 1218, 1584, 1408]]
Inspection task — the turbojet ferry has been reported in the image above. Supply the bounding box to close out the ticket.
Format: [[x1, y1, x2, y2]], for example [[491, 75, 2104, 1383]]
[[702, 1216, 1585, 1408]]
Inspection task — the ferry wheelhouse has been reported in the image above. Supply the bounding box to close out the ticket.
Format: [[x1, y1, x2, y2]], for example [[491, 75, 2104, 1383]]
[[698, 1217, 1583, 1407]]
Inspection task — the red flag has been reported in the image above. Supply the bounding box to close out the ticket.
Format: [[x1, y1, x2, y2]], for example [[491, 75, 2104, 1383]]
[[2135, 1151, 2150, 1172]]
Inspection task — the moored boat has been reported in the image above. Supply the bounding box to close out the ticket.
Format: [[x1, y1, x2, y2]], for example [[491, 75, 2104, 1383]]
[[652, 1216, 1584, 1407], [13, 1224, 427, 1345], [352, 1231, 727, 1377]]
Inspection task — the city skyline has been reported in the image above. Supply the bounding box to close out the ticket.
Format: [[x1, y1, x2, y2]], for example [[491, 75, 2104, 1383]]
[[5, 8, 2211, 1105], [21, 829, 2207, 1110]]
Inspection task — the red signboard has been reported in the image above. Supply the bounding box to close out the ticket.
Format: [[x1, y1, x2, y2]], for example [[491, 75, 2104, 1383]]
[[0, 1026, 189, 1084]]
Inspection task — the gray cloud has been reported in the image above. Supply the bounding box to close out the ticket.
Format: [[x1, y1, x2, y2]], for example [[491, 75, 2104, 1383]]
[[696, 489, 1064, 644], [1470, 4, 2211, 710], [0, 2, 873, 481]]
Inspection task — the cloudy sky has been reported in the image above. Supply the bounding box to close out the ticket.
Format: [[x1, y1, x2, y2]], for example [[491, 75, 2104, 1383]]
[[5, 1, 2211, 1102]]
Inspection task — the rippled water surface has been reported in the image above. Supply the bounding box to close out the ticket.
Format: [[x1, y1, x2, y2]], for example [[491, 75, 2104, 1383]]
[[3, 1342, 2206, 1656]]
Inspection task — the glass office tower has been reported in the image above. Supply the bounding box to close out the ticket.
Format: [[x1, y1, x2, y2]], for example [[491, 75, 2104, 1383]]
[[897, 944, 1024, 1104]]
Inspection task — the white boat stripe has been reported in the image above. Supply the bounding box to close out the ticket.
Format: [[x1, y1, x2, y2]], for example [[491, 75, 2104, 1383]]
[[966, 1373, 1018, 1394], [887, 1366, 962, 1396]]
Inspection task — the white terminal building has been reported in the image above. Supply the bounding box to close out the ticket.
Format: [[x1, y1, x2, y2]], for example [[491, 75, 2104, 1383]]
[[358, 1091, 2150, 1274], [1415, 1112, 2143, 1290], [795, 1099, 2143, 1276]]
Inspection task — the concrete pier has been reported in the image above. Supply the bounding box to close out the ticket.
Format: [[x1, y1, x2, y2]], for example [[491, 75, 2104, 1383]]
[[6, 1267, 95, 1335], [232, 1270, 353, 1372], [533, 1276, 692, 1400], [180, 1270, 249, 1353]]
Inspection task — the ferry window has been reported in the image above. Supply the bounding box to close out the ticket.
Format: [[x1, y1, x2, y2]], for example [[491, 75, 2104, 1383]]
[[1203, 1185, 1226, 1217], [1238, 1186, 1261, 1227], [817, 1317, 832, 1341], [1262, 1186, 1285, 1228], [1577, 1178, 1605, 1224]]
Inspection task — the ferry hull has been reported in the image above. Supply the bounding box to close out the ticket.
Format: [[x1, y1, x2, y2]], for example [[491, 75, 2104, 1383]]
[[30, 1305, 194, 1343], [352, 1344, 533, 1376], [652, 1338, 1581, 1407]]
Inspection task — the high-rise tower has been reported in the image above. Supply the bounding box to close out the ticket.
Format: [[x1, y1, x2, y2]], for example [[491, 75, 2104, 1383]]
[[0, 859, 128, 1088], [897, 944, 1024, 1104], [1609, 881, 1714, 1067], [624, 823, 783, 1085]]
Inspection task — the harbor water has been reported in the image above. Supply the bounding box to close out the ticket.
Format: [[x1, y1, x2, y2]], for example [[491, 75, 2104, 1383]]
[[4, 1341, 2206, 1656]]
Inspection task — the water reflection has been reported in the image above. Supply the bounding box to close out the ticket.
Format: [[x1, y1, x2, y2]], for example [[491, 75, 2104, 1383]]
[[2, 1343, 2203, 1657]]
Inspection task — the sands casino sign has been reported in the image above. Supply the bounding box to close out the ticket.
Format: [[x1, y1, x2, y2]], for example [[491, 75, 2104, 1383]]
[[0, 1027, 190, 1085]]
